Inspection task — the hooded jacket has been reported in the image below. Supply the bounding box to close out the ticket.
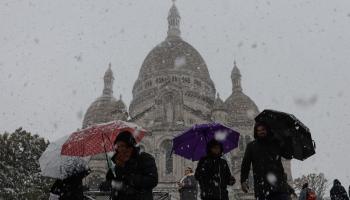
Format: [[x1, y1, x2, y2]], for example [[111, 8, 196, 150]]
[[105, 146, 158, 200], [50, 169, 90, 200], [240, 123, 292, 199], [330, 179, 349, 200], [195, 139, 235, 200]]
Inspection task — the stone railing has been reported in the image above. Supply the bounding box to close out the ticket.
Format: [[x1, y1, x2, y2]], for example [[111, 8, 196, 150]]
[[83, 191, 171, 200]]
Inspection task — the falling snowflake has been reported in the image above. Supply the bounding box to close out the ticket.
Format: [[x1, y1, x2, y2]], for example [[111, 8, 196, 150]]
[[74, 54, 82, 62], [174, 56, 186, 68], [294, 94, 318, 108], [215, 130, 228, 141], [214, 181, 219, 186], [246, 109, 256, 119], [266, 172, 277, 185]]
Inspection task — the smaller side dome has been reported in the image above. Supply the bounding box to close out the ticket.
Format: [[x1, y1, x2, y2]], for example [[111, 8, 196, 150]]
[[82, 96, 128, 128], [225, 93, 259, 120], [115, 95, 127, 113], [225, 61, 259, 125], [213, 93, 227, 111], [82, 64, 128, 128]]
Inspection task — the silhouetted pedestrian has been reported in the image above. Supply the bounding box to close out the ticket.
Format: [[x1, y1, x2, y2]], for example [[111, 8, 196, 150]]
[[195, 139, 235, 200], [240, 122, 293, 200]]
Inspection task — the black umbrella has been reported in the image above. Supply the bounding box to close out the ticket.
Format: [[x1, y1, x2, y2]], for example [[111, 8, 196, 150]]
[[255, 109, 316, 161]]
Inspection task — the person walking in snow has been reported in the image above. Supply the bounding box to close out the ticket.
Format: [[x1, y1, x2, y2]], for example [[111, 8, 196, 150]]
[[299, 183, 310, 200], [105, 131, 158, 200], [299, 182, 317, 200], [178, 167, 197, 200], [195, 139, 235, 200], [240, 122, 293, 200], [49, 168, 90, 200], [330, 179, 349, 200]]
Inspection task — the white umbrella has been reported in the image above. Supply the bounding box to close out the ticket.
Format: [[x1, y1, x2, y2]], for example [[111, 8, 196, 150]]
[[39, 135, 90, 179]]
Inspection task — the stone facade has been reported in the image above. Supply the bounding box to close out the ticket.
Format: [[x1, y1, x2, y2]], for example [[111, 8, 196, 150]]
[[82, 2, 292, 199]]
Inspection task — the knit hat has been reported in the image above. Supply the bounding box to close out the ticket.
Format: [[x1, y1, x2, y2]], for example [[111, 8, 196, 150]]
[[114, 131, 136, 147]]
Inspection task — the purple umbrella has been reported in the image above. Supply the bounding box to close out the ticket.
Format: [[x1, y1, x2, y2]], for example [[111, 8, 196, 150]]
[[172, 123, 240, 161]]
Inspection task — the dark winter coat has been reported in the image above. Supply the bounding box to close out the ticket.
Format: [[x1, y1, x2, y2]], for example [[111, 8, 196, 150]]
[[50, 170, 89, 200], [240, 129, 292, 199], [195, 140, 235, 200], [106, 148, 158, 200], [330, 180, 349, 200], [179, 174, 198, 200]]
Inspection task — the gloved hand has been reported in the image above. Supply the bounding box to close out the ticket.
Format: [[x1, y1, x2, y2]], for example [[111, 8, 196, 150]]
[[111, 180, 124, 191], [241, 182, 249, 193]]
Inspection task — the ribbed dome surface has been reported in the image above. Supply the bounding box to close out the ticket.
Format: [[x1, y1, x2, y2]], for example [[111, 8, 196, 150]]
[[224, 92, 259, 121], [138, 38, 212, 83], [213, 95, 227, 111], [82, 96, 127, 128]]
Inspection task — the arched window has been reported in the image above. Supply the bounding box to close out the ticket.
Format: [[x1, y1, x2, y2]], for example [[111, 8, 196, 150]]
[[161, 140, 173, 175], [163, 93, 175, 123]]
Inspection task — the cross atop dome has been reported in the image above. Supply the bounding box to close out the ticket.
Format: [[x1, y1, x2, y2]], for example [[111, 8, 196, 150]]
[[167, 0, 181, 39]]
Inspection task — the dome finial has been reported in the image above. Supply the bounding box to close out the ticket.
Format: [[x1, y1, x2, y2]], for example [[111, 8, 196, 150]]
[[213, 92, 226, 111], [231, 60, 242, 93], [167, 0, 181, 39], [103, 63, 114, 96]]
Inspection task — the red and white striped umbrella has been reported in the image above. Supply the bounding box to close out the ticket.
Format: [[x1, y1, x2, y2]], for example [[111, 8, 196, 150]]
[[61, 120, 146, 157]]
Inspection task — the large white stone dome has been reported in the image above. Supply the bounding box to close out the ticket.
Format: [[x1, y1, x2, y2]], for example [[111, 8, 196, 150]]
[[138, 38, 213, 85], [129, 3, 216, 120]]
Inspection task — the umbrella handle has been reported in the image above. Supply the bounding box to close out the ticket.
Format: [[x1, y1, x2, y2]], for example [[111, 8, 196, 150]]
[[101, 133, 112, 170]]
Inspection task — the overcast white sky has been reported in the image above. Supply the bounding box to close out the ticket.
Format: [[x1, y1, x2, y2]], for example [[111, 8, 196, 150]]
[[1, 0, 350, 189]]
